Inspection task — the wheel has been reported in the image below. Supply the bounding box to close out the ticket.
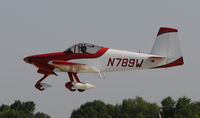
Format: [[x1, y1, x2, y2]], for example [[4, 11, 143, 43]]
[[78, 89, 85, 92], [69, 88, 76, 92], [65, 82, 76, 92], [39, 88, 45, 91], [35, 83, 43, 91]]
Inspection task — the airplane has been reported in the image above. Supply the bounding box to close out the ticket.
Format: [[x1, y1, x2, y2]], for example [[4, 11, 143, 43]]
[[24, 27, 184, 92]]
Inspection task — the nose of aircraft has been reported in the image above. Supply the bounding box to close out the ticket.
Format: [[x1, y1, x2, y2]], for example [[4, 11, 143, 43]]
[[24, 57, 32, 64], [24, 52, 66, 64]]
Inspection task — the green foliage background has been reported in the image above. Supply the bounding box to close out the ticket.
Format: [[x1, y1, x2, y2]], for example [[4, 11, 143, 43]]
[[1, 96, 200, 118], [0, 100, 50, 118], [71, 96, 200, 118]]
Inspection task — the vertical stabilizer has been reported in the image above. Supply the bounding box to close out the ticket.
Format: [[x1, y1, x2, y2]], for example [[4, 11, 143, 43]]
[[150, 27, 184, 68]]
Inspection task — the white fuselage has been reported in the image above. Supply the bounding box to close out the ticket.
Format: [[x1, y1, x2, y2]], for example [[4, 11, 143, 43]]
[[67, 49, 167, 73]]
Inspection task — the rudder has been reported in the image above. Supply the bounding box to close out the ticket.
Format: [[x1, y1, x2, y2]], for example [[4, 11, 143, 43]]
[[150, 27, 184, 68]]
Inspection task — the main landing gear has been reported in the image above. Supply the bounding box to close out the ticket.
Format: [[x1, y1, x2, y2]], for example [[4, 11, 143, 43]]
[[65, 73, 85, 92], [34, 72, 95, 92], [65, 72, 95, 92]]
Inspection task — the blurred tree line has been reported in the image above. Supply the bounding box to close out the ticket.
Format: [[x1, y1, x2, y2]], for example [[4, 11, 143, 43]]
[[1, 96, 200, 118], [71, 96, 200, 118], [0, 100, 50, 118]]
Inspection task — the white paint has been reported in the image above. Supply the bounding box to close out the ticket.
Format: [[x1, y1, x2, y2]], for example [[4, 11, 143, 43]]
[[72, 82, 95, 90], [52, 29, 182, 73]]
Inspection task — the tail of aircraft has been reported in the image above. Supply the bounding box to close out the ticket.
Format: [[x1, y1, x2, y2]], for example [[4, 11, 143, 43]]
[[150, 27, 184, 68]]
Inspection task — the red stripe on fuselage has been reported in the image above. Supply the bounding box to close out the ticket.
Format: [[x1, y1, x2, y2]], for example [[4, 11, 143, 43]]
[[24, 47, 108, 74]]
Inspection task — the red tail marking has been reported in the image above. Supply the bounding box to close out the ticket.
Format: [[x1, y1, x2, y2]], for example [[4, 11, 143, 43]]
[[152, 57, 184, 69], [157, 27, 178, 36]]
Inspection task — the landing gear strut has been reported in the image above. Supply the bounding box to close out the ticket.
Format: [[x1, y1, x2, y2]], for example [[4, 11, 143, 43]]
[[65, 72, 85, 92], [34, 72, 94, 92], [35, 74, 51, 91]]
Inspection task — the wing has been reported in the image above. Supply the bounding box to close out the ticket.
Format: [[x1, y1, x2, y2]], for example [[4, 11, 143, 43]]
[[49, 60, 98, 73]]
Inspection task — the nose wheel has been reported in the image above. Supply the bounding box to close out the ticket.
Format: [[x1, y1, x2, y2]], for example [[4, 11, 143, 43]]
[[35, 83, 45, 91], [35, 74, 52, 91]]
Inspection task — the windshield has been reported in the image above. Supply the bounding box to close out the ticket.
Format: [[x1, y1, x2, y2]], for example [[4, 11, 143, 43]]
[[64, 43, 102, 54]]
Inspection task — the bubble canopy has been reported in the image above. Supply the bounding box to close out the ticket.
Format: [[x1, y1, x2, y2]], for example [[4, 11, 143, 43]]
[[64, 43, 102, 54]]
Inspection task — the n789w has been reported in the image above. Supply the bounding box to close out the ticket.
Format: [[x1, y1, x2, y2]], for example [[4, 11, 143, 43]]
[[107, 58, 144, 68]]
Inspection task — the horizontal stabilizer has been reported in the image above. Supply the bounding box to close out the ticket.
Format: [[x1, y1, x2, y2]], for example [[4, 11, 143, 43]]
[[149, 56, 167, 59]]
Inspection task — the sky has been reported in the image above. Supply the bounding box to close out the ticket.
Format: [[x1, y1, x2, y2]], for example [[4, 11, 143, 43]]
[[0, 0, 200, 118]]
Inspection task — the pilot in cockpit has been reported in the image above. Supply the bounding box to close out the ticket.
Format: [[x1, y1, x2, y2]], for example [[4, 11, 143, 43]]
[[65, 49, 73, 54], [80, 45, 87, 53], [65, 43, 101, 54]]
